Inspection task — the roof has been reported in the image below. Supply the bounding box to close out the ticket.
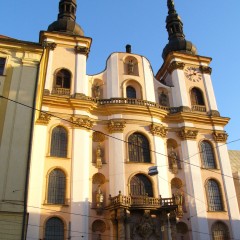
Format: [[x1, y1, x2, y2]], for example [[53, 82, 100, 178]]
[[229, 150, 240, 173]]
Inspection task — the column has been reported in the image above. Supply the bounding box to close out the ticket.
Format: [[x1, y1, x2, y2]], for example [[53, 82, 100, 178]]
[[179, 127, 210, 240], [27, 117, 50, 239], [168, 61, 189, 108], [117, 208, 126, 240], [74, 46, 88, 95], [214, 134, 240, 240], [201, 66, 218, 113], [150, 123, 170, 197], [108, 119, 126, 196], [44, 42, 56, 91], [70, 118, 92, 239]]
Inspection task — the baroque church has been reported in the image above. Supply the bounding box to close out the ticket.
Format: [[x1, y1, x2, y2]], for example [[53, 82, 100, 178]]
[[0, 0, 240, 239]]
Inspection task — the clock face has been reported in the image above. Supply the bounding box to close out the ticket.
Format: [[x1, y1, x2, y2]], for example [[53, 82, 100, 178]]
[[184, 66, 202, 82]]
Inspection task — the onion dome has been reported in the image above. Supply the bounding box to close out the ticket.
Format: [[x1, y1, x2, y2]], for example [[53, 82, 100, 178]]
[[162, 0, 197, 60], [48, 0, 84, 36]]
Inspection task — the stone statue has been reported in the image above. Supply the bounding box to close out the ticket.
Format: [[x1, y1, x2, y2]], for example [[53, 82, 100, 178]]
[[127, 60, 134, 74], [96, 185, 104, 208], [169, 147, 178, 174], [93, 84, 101, 98], [174, 190, 183, 218], [96, 143, 103, 169]]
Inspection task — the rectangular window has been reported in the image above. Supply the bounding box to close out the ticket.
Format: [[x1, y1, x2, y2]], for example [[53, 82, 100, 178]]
[[0, 58, 6, 75]]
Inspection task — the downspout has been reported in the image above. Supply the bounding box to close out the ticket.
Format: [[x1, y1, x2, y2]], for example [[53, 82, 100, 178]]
[[21, 46, 45, 240]]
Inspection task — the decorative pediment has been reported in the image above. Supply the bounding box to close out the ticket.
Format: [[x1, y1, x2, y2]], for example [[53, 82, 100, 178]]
[[149, 123, 168, 137], [93, 131, 105, 142], [178, 127, 198, 140]]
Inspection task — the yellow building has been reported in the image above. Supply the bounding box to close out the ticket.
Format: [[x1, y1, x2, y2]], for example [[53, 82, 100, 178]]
[[1, 0, 240, 240], [0, 36, 44, 239]]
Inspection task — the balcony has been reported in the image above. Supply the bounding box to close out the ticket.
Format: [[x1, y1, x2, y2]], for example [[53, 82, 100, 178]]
[[107, 192, 177, 211]]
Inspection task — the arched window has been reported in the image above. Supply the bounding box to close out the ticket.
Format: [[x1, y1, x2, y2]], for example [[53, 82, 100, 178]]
[[130, 174, 153, 197], [45, 217, 64, 240], [53, 69, 71, 95], [50, 126, 68, 158], [56, 69, 71, 89], [200, 141, 216, 169], [190, 87, 205, 106], [212, 222, 229, 240], [47, 169, 66, 204], [128, 133, 150, 163], [206, 179, 223, 211], [126, 86, 136, 99]]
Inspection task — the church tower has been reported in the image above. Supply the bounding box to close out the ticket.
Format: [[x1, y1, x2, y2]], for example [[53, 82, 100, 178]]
[[155, 1, 240, 240]]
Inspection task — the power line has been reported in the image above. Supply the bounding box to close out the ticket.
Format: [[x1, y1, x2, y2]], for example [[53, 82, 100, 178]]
[[1, 95, 240, 182]]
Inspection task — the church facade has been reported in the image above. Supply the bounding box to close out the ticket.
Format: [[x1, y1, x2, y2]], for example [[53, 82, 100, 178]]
[[0, 0, 240, 240]]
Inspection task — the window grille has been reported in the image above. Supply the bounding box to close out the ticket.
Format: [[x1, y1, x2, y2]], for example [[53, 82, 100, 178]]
[[190, 88, 204, 105], [126, 86, 136, 99], [206, 180, 223, 211], [0, 57, 6, 75], [128, 133, 150, 163], [200, 141, 216, 168], [50, 126, 68, 158], [45, 217, 64, 240], [47, 169, 66, 204], [130, 174, 153, 197], [212, 222, 229, 240]]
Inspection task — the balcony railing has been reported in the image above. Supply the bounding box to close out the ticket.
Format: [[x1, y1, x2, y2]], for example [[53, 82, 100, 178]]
[[192, 105, 206, 112], [51, 87, 70, 96], [108, 192, 176, 209]]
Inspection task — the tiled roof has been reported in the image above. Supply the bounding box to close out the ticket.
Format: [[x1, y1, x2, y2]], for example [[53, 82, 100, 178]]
[[229, 150, 240, 173]]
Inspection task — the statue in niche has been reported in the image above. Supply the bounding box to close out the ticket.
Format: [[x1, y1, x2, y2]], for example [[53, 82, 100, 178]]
[[127, 60, 134, 74], [96, 185, 104, 208], [159, 91, 169, 106], [169, 147, 178, 174], [174, 190, 183, 218], [92, 84, 102, 99], [96, 143, 103, 169]]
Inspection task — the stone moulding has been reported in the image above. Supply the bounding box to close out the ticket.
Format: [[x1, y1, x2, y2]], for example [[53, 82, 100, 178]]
[[36, 112, 51, 125], [75, 46, 89, 56], [93, 131, 105, 142], [43, 41, 57, 50], [213, 131, 228, 143], [199, 66, 212, 74], [178, 127, 198, 140], [108, 120, 126, 133], [168, 61, 185, 74], [149, 123, 168, 137], [70, 116, 93, 130]]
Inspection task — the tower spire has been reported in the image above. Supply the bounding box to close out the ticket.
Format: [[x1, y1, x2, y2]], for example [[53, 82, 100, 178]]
[[48, 0, 84, 36], [162, 0, 197, 60]]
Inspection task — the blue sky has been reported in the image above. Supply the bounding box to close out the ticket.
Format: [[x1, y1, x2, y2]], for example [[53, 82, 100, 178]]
[[0, 0, 239, 149]]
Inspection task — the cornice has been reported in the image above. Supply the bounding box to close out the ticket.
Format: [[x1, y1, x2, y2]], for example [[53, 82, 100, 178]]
[[156, 51, 212, 80], [41, 96, 230, 127]]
